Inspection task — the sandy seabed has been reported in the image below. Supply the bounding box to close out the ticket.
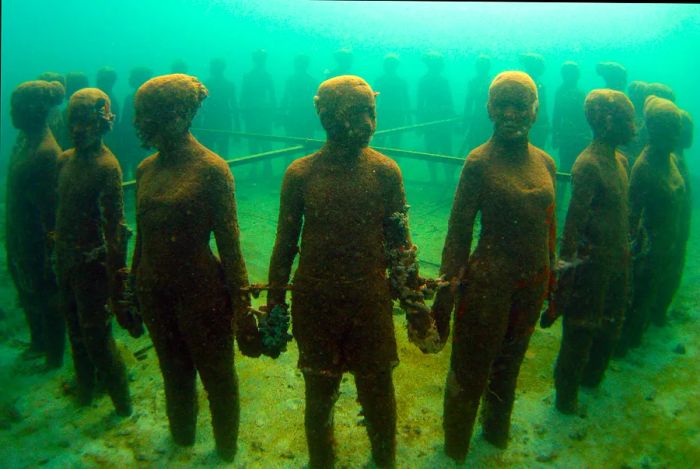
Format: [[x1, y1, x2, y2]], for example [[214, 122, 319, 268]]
[[0, 170, 698, 469]]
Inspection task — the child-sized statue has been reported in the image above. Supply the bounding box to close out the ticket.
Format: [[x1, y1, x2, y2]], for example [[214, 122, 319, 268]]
[[267, 75, 438, 469], [132, 74, 261, 461], [431, 71, 557, 462], [617, 96, 686, 354], [6, 80, 66, 368], [56, 88, 136, 415], [543, 90, 635, 414]]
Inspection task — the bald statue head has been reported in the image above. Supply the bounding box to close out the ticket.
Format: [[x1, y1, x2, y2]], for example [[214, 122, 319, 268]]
[[644, 95, 682, 153], [584, 89, 635, 146], [487, 71, 539, 143], [314, 75, 377, 149], [134, 74, 208, 149], [11, 80, 65, 132], [68, 88, 115, 151]]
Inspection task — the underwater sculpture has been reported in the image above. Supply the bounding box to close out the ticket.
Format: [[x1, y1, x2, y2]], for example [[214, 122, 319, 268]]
[[267, 75, 439, 469], [37, 72, 68, 149], [6, 80, 66, 368], [96, 67, 120, 151], [520, 52, 550, 149], [431, 71, 557, 462], [55, 88, 137, 415], [373, 53, 411, 148], [132, 74, 261, 461], [552, 61, 590, 175], [117, 66, 153, 179], [543, 89, 635, 414], [416, 51, 456, 182], [623, 81, 677, 164], [281, 54, 319, 140], [240, 48, 276, 175], [596, 61, 627, 92], [666, 110, 694, 318], [617, 96, 687, 355], [324, 47, 354, 79], [200, 58, 240, 159], [459, 54, 492, 156]]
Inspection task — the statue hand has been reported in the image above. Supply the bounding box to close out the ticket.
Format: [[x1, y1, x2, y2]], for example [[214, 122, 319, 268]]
[[236, 309, 263, 358]]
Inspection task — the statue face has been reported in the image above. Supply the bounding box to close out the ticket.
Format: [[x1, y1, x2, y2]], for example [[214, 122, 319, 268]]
[[317, 85, 377, 149], [70, 115, 103, 150], [488, 84, 537, 142], [612, 105, 636, 146], [134, 108, 186, 149]]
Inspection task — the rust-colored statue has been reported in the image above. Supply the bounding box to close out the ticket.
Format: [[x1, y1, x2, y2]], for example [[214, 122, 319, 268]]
[[6, 80, 66, 368], [132, 74, 260, 461], [545, 89, 635, 414], [267, 75, 437, 469], [55, 88, 135, 414], [617, 96, 687, 354], [431, 71, 557, 461]]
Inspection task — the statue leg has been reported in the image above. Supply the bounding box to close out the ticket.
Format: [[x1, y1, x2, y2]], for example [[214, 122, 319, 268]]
[[482, 282, 544, 446], [183, 296, 238, 461], [74, 265, 131, 416], [303, 372, 341, 469], [142, 291, 197, 445], [60, 276, 94, 406], [443, 280, 511, 462], [582, 270, 627, 388], [354, 369, 396, 468]]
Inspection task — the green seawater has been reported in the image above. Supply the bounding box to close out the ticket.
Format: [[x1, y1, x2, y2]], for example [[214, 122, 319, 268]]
[[1, 1, 699, 467]]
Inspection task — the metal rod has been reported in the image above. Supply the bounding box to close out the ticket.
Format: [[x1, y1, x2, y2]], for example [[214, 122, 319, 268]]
[[374, 116, 462, 136]]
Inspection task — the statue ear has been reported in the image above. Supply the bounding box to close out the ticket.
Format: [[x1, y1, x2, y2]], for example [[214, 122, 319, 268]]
[[314, 95, 321, 115]]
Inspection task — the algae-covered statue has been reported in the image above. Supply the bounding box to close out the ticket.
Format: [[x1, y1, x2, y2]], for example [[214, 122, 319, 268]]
[[55, 88, 137, 415], [459, 54, 492, 156], [416, 51, 456, 182], [267, 75, 439, 469], [617, 96, 687, 355], [552, 61, 590, 175], [596, 61, 627, 92], [131, 74, 261, 461], [431, 71, 557, 462], [520, 52, 550, 149], [6, 80, 66, 369], [544, 90, 635, 414]]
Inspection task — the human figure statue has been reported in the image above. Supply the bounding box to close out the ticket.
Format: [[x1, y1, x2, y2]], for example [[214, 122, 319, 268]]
[[520, 52, 549, 149], [267, 75, 438, 469], [543, 89, 635, 414], [416, 51, 455, 182], [552, 61, 589, 174], [200, 58, 240, 159], [551, 61, 590, 212], [596, 62, 627, 92], [623, 80, 651, 164], [459, 54, 492, 155], [37, 72, 67, 147], [170, 59, 189, 74], [431, 71, 557, 462], [281, 54, 319, 139], [132, 74, 261, 461], [53, 72, 89, 150], [623, 81, 676, 165], [617, 96, 686, 355], [651, 109, 693, 331], [56, 88, 137, 415], [118, 66, 153, 180], [324, 47, 354, 79], [240, 49, 276, 176], [96, 67, 120, 151], [373, 53, 411, 149], [6, 80, 66, 368]]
